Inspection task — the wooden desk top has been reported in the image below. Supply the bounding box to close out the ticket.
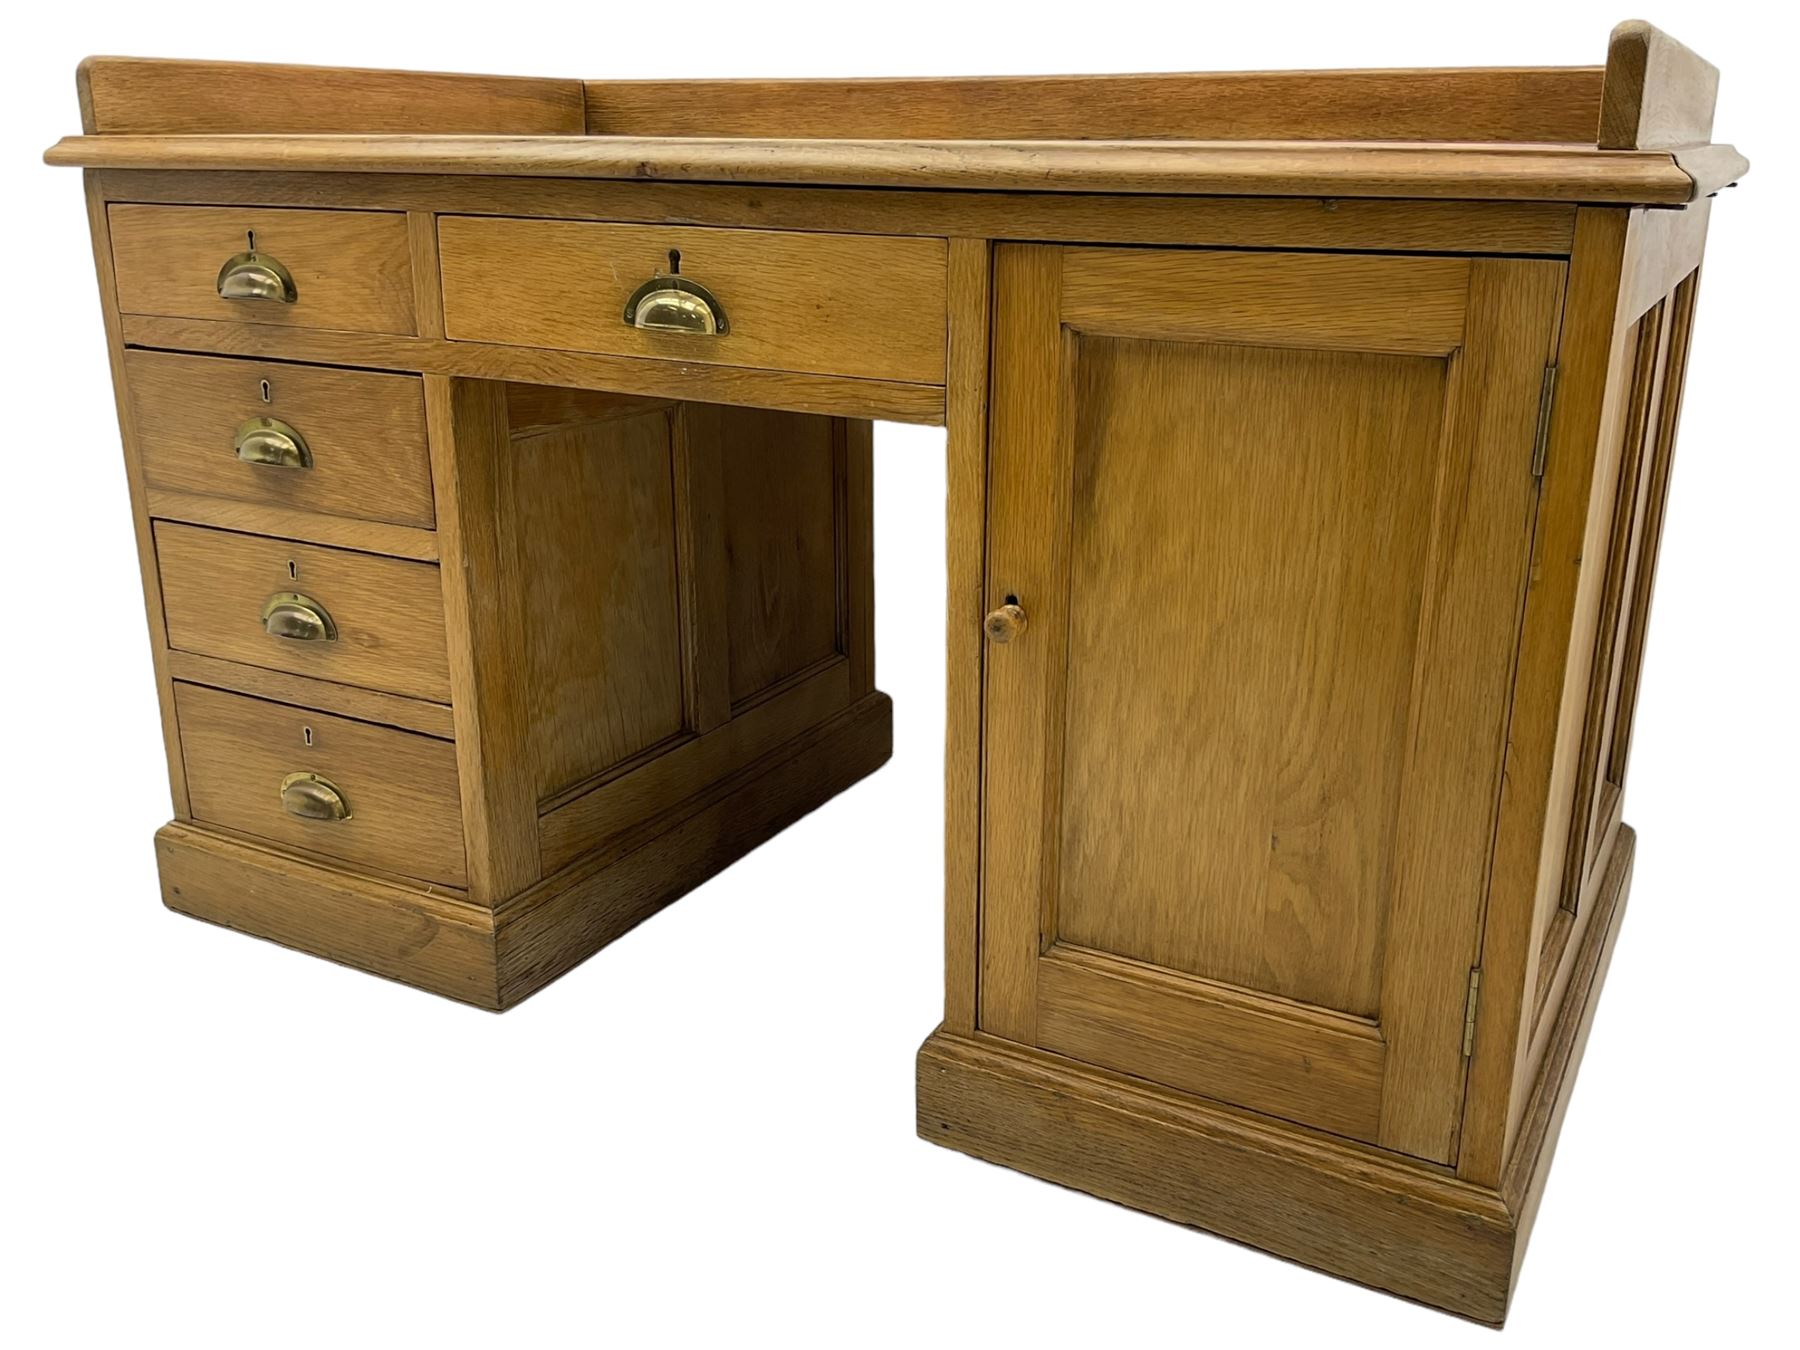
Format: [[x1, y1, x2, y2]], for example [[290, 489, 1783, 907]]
[[46, 21, 1747, 205]]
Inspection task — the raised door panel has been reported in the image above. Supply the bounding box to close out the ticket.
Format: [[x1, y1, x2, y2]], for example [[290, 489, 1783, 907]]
[[979, 245, 1564, 1164]]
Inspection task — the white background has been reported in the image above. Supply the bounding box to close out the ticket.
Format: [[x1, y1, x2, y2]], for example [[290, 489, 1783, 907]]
[[2, 2, 1794, 1345]]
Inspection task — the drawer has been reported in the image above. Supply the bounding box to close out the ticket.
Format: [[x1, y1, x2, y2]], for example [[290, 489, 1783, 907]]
[[127, 351, 435, 529], [110, 204, 415, 334], [175, 682, 466, 888], [155, 523, 451, 702], [438, 217, 947, 384]]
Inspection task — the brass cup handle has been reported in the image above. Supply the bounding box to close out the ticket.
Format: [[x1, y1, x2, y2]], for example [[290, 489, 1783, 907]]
[[260, 592, 337, 642], [280, 771, 351, 822], [623, 275, 729, 335], [216, 250, 297, 303], [234, 416, 313, 469], [984, 602, 1028, 644]]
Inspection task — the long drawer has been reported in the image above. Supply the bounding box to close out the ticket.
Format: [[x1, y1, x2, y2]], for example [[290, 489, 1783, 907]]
[[155, 523, 452, 702], [127, 351, 435, 529], [437, 216, 948, 383], [176, 682, 466, 888], [110, 204, 416, 334]]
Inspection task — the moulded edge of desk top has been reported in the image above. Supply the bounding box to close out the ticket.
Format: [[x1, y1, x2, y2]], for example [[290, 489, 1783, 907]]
[[42, 133, 1743, 206]]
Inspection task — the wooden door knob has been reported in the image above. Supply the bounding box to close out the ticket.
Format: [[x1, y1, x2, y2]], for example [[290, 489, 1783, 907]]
[[984, 602, 1027, 644]]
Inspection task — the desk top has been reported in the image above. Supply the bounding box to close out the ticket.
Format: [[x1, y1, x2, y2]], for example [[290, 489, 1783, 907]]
[[46, 21, 1746, 205]]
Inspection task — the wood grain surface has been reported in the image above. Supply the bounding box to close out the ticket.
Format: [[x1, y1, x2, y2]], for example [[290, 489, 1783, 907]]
[[154, 522, 451, 701], [109, 204, 415, 334], [439, 216, 948, 383], [127, 350, 434, 528], [175, 682, 466, 887]]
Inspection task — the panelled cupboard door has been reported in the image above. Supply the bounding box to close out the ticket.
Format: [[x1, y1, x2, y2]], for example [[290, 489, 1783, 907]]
[[979, 245, 1565, 1165]]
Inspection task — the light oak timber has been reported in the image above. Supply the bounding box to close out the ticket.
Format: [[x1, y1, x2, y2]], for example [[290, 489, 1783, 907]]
[[164, 650, 456, 740], [506, 383, 675, 437], [154, 522, 452, 702], [109, 204, 416, 335], [82, 171, 190, 816], [975, 243, 1061, 1046], [1620, 198, 1712, 323], [175, 683, 467, 888], [1460, 201, 1710, 1189], [539, 657, 853, 874], [79, 55, 587, 136], [670, 404, 732, 736], [77, 55, 1601, 144], [920, 1030, 1512, 1323], [586, 66, 1606, 143], [1060, 248, 1471, 355], [941, 238, 990, 1036], [1038, 945, 1387, 1140], [1377, 256, 1566, 1162], [144, 489, 440, 562], [126, 350, 436, 530], [918, 822, 1637, 1327], [157, 822, 498, 1005], [91, 171, 1583, 255], [117, 316, 947, 427], [1557, 307, 1670, 922], [439, 217, 948, 385], [1666, 142, 1748, 199], [1503, 827, 1635, 1287], [980, 244, 1564, 1164], [512, 407, 686, 798], [1604, 281, 1699, 835], [1599, 20, 1718, 150], [426, 377, 541, 907], [48, 134, 1709, 205], [1457, 208, 1634, 1187], [52, 24, 1744, 1321], [841, 418, 876, 699], [407, 212, 447, 340], [715, 408, 847, 703]]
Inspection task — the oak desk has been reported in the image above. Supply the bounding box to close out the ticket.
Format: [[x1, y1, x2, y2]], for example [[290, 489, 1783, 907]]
[[47, 20, 1745, 1323]]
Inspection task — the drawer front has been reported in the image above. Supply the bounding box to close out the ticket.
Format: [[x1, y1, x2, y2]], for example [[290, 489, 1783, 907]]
[[438, 217, 948, 383], [155, 523, 451, 702], [176, 682, 466, 887], [110, 204, 415, 334], [127, 351, 435, 529]]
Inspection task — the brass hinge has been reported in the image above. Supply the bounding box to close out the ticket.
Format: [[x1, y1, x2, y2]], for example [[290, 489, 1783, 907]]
[[1530, 364, 1558, 479], [1462, 968, 1483, 1058]]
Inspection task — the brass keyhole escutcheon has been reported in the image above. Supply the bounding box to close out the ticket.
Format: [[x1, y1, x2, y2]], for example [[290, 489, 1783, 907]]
[[984, 601, 1027, 644]]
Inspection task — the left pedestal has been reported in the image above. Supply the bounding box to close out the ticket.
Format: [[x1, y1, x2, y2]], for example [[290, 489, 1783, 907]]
[[87, 184, 885, 1007]]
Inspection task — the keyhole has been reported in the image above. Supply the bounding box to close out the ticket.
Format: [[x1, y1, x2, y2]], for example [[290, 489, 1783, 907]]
[[260, 378, 272, 404], [246, 229, 257, 252], [668, 248, 681, 275], [302, 726, 314, 747], [288, 560, 298, 581]]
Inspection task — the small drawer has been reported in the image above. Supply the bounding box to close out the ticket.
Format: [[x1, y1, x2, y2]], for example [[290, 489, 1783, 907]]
[[110, 204, 415, 334], [438, 216, 948, 384], [175, 682, 466, 887], [127, 351, 435, 529], [155, 523, 451, 702]]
